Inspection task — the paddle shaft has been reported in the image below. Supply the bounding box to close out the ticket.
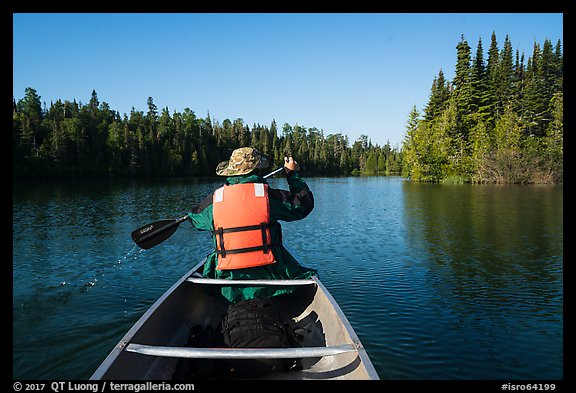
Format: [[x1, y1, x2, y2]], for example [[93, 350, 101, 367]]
[[263, 166, 284, 179], [131, 166, 284, 249]]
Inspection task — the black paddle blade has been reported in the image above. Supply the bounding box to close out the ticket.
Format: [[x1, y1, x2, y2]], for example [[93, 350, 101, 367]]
[[131, 219, 180, 250]]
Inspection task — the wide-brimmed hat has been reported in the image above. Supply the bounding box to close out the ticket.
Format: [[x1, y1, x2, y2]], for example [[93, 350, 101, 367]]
[[216, 147, 270, 176]]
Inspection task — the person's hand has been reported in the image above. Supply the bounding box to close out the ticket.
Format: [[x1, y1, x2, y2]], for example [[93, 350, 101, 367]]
[[284, 156, 300, 173]]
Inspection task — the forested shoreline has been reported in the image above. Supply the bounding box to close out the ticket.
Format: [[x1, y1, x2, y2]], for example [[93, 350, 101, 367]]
[[12, 89, 401, 179], [402, 33, 563, 184], [13, 32, 562, 184]]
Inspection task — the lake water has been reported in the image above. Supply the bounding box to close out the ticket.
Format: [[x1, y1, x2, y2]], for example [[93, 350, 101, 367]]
[[12, 176, 563, 380]]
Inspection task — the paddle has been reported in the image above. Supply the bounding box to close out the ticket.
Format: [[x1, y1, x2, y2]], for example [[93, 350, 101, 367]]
[[131, 166, 285, 250], [131, 216, 190, 250]]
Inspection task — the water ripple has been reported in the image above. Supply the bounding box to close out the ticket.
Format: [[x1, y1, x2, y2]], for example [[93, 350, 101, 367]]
[[13, 177, 563, 380]]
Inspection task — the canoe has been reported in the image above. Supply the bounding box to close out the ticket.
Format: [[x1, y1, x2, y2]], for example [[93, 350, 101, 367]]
[[90, 252, 380, 380]]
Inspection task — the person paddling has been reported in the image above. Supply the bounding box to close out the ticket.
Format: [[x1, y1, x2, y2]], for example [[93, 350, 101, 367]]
[[187, 146, 317, 304]]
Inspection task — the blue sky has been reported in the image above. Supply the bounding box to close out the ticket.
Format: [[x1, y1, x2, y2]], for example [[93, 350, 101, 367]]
[[13, 13, 563, 148]]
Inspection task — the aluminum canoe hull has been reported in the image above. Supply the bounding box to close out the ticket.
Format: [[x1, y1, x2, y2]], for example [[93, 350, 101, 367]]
[[91, 259, 379, 380]]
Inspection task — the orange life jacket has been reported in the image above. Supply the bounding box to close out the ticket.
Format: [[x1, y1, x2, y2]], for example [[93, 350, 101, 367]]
[[212, 182, 276, 270]]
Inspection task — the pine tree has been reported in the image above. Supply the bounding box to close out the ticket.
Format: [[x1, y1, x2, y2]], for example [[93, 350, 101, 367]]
[[486, 31, 500, 126], [234, 118, 248, 147], [538, 39, 557, 132], [425, 69, 450, 121], [147, 97, 158, 121], [470, 37, 491, 123], [18, 87, 44, 156], [89, 89, 99, 114], [378, 145, 387, 174], [552, 39, 563, 93], [522, 42, 547, 137], [453, 35, 474, 136], [365, 150, 378, 174], [493, 35, 514, 116], [510, 50, 525, 113], [401, 105, 421, 179]]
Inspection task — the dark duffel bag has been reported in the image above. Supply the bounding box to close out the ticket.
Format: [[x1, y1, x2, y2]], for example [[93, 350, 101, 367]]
[[221, 298, 299, 377]]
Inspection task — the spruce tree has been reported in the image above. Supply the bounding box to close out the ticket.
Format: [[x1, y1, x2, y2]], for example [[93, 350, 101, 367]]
[[552, 39, 563, 93], [425, 69, 450, 121], [494, 35, 514, 116], [18, 87, 44, 151], [522, 42, 547, 137], [401, 105, 422, 179], [453, 35, 474, 136], [486, 31, 500, 125], [470, 37, 491, 123]]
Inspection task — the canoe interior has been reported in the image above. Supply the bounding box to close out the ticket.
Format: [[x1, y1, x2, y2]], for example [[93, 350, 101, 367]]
[[92, 266, 378, 380]]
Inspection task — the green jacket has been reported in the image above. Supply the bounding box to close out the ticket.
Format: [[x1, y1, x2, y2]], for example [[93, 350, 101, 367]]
[[188, 171, 317, 303]]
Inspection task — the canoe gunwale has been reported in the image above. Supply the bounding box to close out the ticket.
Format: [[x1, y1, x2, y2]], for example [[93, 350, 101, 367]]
[[308, 276, 380, 380], [90, 259, 207, 380]]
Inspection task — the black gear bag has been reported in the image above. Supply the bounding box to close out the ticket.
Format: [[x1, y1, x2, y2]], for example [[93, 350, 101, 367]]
[[221, 298, 299, 377]]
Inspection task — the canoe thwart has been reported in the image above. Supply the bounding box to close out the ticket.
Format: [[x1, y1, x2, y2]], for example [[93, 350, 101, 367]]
[[186, 277, 317, 286], [126, 343, 357, 359]]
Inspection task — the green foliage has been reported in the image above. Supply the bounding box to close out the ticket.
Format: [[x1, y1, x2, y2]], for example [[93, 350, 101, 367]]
[[425, 69, 451, 121], [13, 90, 402, 178], [403, 33, 563, 184]]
